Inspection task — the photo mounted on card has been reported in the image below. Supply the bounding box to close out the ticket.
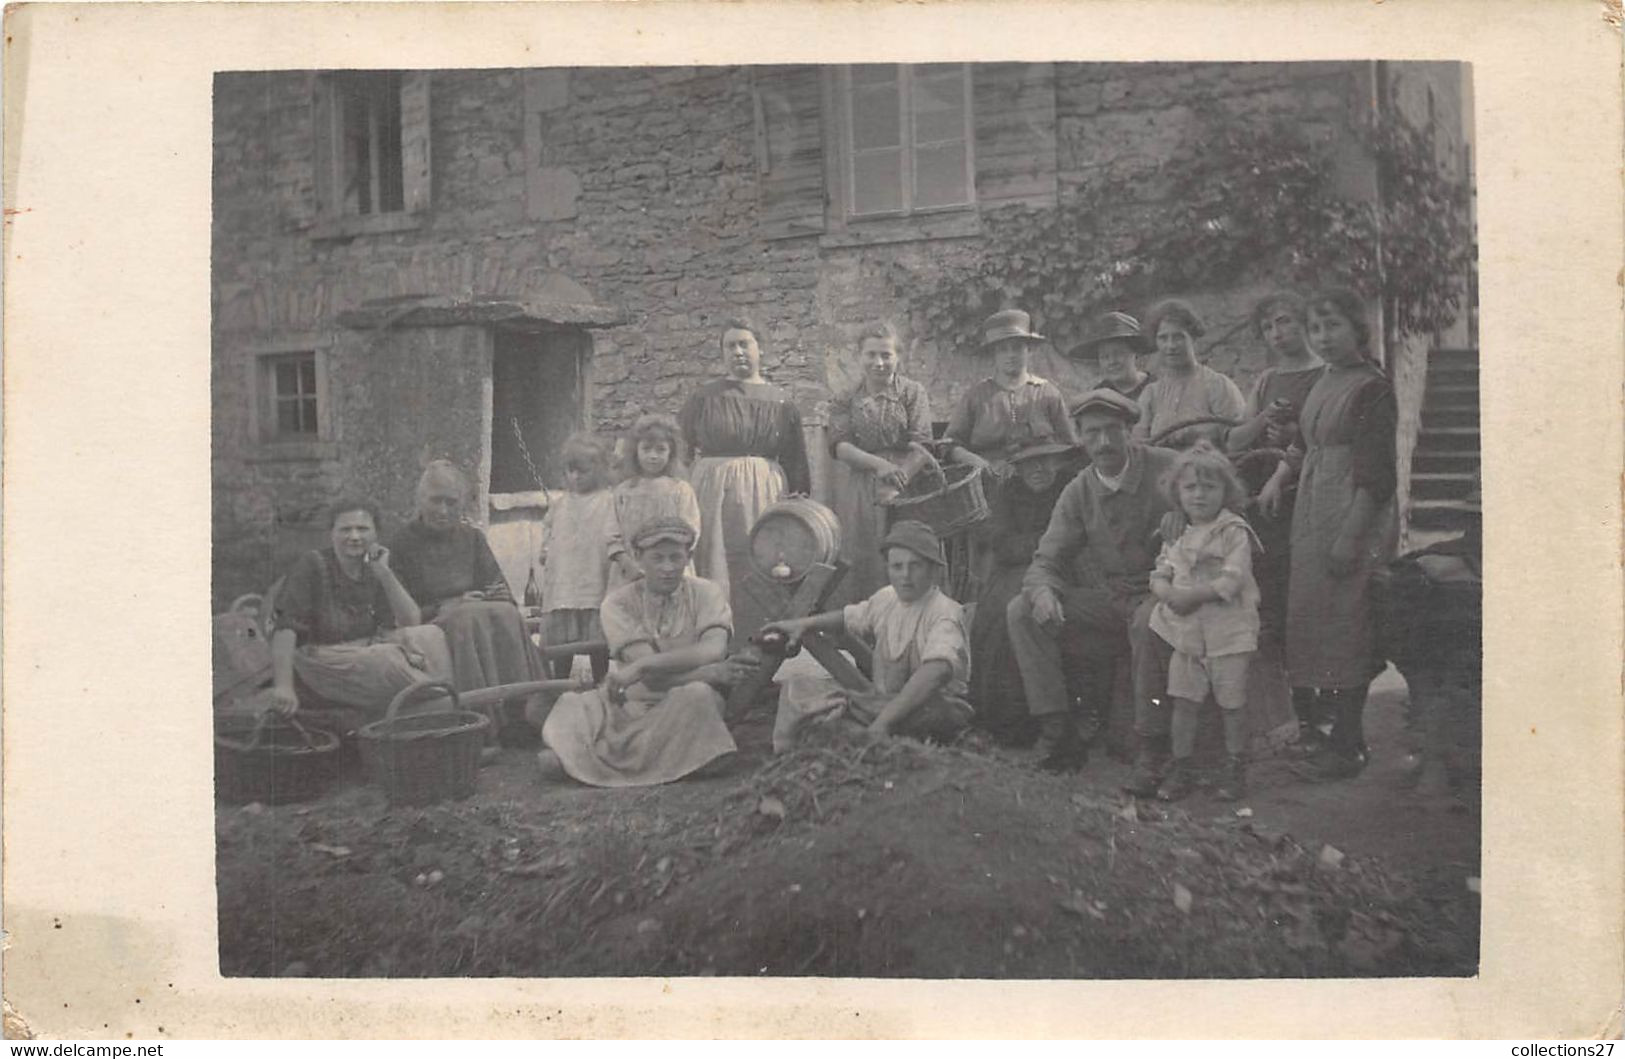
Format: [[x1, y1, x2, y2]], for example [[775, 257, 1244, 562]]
[[3, 0, 1620, 1040]]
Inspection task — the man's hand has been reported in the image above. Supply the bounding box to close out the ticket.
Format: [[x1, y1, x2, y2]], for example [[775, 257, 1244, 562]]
[[1030, 588, 1065, 631], [603, 660, 642, 704]]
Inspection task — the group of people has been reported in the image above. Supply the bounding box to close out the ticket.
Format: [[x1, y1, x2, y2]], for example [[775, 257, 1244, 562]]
[[262, 286, 1400, 803]]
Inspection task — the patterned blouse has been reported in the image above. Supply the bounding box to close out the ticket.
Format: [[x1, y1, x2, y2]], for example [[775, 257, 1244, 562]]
[[945, 375, 1078, 462], [828, 375, 933, 457], [679, 379, 811, 494], [274, 548, 395, 647]]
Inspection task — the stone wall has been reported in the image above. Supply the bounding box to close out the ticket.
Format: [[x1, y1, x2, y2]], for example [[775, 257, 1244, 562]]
[[213, 61, 1448, 606]]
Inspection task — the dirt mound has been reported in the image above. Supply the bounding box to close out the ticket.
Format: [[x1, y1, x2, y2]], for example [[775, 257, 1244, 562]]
[[218, 724, 1476, 978]]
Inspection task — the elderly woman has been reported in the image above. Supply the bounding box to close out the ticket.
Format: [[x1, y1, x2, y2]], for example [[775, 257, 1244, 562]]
[[268, 498, 453, 733], [828, 320, 934, 602], [538, 516, 745, 787], [1133, 298, 1246, 448], [389, 460, 542, 695], [679, 316, 811, 601], [942, 309, 1078, 600]]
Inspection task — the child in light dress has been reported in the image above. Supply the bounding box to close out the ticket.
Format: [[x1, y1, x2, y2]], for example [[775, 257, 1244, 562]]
[[607, 413, 702, 589], [1148, 442, 1262, 801], [537, 433, 617, 681]]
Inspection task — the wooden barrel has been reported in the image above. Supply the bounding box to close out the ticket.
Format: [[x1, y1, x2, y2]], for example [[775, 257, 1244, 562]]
[[748, 498, 842, 584]]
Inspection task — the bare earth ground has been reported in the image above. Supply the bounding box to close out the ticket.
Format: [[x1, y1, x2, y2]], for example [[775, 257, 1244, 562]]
[[215, 671, 1479, 979]]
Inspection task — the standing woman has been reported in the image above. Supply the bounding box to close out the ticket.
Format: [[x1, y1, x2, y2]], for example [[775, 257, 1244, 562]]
[[828, 321, 934, 602], [1133, 299, 1246, 448], [943, 309, 1078, 600], [1284, 287, 1398, 779], [390, 460, 543, 696], [268, 498, 453, 734], [680, 316, 812, 601]]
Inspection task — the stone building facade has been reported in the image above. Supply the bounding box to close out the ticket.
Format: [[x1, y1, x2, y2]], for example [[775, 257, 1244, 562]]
[[212, 61, 1472, 606]]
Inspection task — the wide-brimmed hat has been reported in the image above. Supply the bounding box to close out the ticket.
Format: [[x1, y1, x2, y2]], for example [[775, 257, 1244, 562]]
[[631, 515, 698, 551], [979, 309, 1046, 350], [1009, 440, 1077, 464], [1069, 388, 1142, 424], [1066, 311, 1151, 359], [878, 519, 946, 567]]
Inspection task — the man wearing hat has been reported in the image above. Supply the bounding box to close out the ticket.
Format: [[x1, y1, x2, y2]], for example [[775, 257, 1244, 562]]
[[1006, 389, 1180, 780], [764, 520, 972, 743], [1067, 311, 1155, 415]]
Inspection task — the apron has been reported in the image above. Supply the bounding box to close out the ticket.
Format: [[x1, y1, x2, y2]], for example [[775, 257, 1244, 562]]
[[1285, 366, 1397, 689]]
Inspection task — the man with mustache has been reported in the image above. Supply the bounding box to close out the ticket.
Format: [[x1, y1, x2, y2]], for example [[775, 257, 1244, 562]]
[[1005, 389, 1179, 782]]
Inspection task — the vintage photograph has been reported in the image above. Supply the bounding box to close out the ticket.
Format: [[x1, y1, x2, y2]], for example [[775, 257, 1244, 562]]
[[209, 60, 1481, 979]]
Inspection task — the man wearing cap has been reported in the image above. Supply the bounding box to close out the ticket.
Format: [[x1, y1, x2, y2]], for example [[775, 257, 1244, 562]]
[[1068, 311, 1155, 417], [764, 520, 972, 743], [1006, 388, 1179, 778], [538, 515, 749, 786]]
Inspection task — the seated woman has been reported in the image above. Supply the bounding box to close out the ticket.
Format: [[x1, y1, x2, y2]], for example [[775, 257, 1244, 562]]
[[389, 460, 542, 695], [268, 498, 453, 734], [968, 440, 1075, 747], [765, 520, 972, 744], [539, 516, 744, 787]]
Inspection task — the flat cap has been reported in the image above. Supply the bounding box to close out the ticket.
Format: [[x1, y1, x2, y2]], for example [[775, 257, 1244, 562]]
[[878, 519, 947, 567], [631, 515, 698, 551], [1069, 387, 1142, 424]]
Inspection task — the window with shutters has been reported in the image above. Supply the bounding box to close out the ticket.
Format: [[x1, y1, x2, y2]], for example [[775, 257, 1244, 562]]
[[842, 64, 974, 219], [312, 70, 432, 238]]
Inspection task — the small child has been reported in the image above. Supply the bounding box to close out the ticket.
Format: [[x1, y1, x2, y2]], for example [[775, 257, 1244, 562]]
[[606, 413, 702, 590], [1148, 441, 1263, 801], [538, 432, 617, 682]]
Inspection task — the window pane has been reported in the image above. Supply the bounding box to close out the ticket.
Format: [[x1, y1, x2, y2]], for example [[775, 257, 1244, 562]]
[[850, 64, 898, 87], [852, 149, 904, 215], [274, 361, 298, 397], [913, 142, 970, 208], [299, 358, 317, 394], [852, 85, 901, 150], [913, 71, 967, 144], [276, 399, 301, 435], [298, 397, 319, 434]]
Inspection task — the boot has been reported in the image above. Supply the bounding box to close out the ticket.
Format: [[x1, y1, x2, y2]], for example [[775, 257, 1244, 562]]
[[1215, 754, 1247, 802], [1037, 713, 1087, 773], [1123, 736, 1170, 797], [1288, 687, 1328, 757], [1303, 687, 1370, 781], [1156, 757, 1196, 802]]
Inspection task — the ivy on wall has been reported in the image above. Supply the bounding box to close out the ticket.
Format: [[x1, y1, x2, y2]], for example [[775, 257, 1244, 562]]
[[888, 100, 1474, 359]]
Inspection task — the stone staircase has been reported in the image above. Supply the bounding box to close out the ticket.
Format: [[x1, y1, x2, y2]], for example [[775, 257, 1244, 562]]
[[1407, 346, 1480, 547]]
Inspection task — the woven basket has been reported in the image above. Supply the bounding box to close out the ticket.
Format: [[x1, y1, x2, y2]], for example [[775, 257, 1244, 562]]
[[215, 714, 340, 805], [358, 681, 491, 807], [882, 453, 990, 536]]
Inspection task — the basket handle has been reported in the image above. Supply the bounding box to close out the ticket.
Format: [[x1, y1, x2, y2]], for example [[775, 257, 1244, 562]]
[[1147, 415, 1241, 448], [908, 441, 944, 483], [384, 680, 460, 722], [243, 711, 325, 750], [229, 593, 265, 616]]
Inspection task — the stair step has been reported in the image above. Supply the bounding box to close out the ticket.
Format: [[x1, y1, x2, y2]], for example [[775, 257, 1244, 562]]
[[1411, 472, 1478, 500], [1422, 407, 1480, 429], [1416, 427, 1480, 452], [1412, 452, 1480, 475], [1427, 364, 1479, 384], [1409, 501, 1479, 532], [1423, 384, 1479, 406], [1430, 347, 1479, 364]]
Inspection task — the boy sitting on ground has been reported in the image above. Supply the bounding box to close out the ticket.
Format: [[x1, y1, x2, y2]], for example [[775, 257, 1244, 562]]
[[763, 520, 972, 743]]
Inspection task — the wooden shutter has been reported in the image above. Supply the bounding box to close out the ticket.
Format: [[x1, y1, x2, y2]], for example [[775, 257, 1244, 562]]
[[972, 62, 1058, 211], [753, 65, 826, 240], [400, 70, 433, 215], [311, 74, 339, 219]]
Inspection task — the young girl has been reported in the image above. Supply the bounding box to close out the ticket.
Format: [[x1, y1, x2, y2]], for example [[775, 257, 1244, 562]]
[[1148, 442, 1262, 801], [606, 413, 702, 590], [1282, 287, 1398, 780], [538, 433, 618, 681]]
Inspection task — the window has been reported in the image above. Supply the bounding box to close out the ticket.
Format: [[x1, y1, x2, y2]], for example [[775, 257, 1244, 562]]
[[313, 70, 432, 236], [843, 64, 974, 219], [246, 346, 334, 459], [334, 72, 405, 215]]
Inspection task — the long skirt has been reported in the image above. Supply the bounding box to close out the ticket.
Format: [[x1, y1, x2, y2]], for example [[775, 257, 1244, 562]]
[[829, 457, 901, 606], [433, 600, 542, 693], [690, 455, 785, 600], [542, 682, 737, 787], [292, 625, 453, 733]]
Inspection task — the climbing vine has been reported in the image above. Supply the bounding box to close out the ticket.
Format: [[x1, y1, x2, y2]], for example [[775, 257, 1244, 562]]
[[888, 100, 1474, 359]]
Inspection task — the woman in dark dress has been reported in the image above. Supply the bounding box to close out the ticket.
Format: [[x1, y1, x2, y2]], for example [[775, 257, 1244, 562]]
[[679, 316, 811, 602], [967, 440, 1075, 746]]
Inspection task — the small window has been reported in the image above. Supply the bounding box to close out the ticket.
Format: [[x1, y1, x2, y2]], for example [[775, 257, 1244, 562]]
[[843, 64, 973, 219], [334, 71, 405, 215], [264, 353, 320, 438]]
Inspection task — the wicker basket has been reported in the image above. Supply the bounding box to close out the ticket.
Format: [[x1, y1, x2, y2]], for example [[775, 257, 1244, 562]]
[[358, 681, 491, 807], [882, 456, 990, 536], [215, 714, 340, 805]]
